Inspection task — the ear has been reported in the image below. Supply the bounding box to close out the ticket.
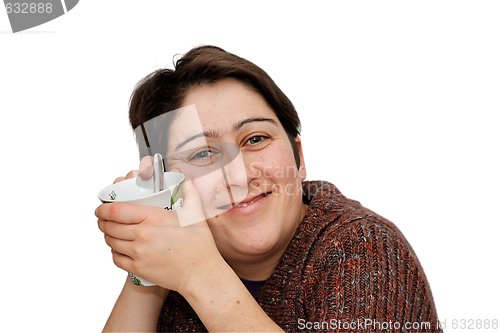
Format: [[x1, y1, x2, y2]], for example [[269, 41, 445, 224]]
[[295, 136, 307, 181]]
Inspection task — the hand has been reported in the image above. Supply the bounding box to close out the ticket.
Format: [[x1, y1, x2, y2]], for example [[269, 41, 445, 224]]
[[113, 156, 154, 184], [96, 179, 221, 293]]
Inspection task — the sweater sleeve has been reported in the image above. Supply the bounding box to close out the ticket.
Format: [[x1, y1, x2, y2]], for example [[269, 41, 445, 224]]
[[303, 215, 442, 332]]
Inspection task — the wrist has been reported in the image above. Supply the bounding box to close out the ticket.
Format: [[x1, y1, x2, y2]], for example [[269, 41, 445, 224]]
[[176, 257, 283, 332], [178, 253, 231, 299], [124, 276, 170, 300]]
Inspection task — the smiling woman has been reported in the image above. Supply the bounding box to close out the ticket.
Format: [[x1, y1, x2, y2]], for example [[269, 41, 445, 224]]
[[95, 46, 442, 332], [163, 80, 307, 262]]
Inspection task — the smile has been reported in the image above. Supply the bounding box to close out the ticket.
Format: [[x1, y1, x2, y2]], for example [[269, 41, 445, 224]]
[[217, 192, 272, 211], [234, 192, 271, 208]]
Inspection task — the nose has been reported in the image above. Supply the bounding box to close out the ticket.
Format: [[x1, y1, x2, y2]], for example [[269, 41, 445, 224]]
[[221, 148, 262, 203]]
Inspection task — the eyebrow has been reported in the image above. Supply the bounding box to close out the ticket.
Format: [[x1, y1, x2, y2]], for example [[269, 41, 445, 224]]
[[175, 117, 278, 150]]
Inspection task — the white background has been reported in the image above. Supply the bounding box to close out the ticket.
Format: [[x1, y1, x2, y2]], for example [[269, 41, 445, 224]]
[[1, 1, 499, 331]]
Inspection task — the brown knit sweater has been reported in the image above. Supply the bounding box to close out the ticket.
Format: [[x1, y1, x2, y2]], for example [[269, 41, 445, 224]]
[[157, 181, 441, 332]]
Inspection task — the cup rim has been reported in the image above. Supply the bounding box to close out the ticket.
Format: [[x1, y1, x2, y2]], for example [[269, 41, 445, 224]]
[[98, 171, 185, 203]]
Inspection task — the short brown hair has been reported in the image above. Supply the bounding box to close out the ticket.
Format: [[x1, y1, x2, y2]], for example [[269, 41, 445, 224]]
[[129, 45, 302, 167]]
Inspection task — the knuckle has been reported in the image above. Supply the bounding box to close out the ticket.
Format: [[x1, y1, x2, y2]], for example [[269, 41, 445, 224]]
[[108, 203, 121, 220], [113, 176, 125, 184], [97, 219, 104, 232], [111, 252, 121, 267], [98, 220, 107, 234], [126, 170, 139, 179], [129, 259, 141, 273], [95, 204, 105, 218], [103, 234, 111, 246], [131, 242, 145, 258], [134, 227, 151, 242]]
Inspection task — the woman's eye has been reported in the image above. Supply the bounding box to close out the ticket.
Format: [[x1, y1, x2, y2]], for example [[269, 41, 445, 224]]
[[189, 149, 216, 161], [246, 135, 267, 145]]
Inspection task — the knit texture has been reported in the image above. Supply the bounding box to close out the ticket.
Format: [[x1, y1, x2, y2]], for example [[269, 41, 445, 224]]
[[157, 181, 441, 332]]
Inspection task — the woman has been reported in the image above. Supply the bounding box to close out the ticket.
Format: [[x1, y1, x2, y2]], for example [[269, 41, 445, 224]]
[[96, 46, 441, 332]]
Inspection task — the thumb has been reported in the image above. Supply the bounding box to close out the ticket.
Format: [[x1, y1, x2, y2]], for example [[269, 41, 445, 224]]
[[175, 178, 206, 227], [138, 156, 154, 180]]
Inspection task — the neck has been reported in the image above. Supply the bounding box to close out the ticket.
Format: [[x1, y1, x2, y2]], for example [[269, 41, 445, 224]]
[[229, 247, 287, 281]]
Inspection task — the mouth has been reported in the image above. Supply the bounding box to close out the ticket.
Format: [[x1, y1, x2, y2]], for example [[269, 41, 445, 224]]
[[217, 191, 272, 210]]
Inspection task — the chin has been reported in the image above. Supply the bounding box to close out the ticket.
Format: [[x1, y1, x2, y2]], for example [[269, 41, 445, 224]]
[[209, 215, 283, 258], [232, 231, 279, 256]]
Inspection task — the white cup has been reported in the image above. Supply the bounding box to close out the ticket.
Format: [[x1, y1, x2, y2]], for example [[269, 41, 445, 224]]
[[98, 171, 185, 286]]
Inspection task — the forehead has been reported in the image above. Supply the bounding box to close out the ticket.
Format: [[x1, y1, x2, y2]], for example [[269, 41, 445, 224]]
[[179, 79, 278, 129]]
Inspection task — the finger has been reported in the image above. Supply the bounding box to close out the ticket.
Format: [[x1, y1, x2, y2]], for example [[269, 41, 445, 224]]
[[95, 202, 152, 224], [113, 176, 126, 184], [176, 179, 206, 227], [139, 156, 154, 180], [126, 170, 139, 179], [105, 235, 134, 258], [98, 219, 136, 241], [111, 249, 134, 272]]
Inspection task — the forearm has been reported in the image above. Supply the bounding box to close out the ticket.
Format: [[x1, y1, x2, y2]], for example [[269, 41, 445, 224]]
[[182, 258, 283, 332], [103, 277, 169, 332]]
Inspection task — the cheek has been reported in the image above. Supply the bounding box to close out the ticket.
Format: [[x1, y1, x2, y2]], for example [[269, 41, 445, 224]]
[[251, 144, 299, 184], [191, 170, 233, 215]]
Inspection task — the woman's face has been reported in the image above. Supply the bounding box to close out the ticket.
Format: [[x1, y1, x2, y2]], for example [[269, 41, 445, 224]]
[[165, 79, 307, 269]]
